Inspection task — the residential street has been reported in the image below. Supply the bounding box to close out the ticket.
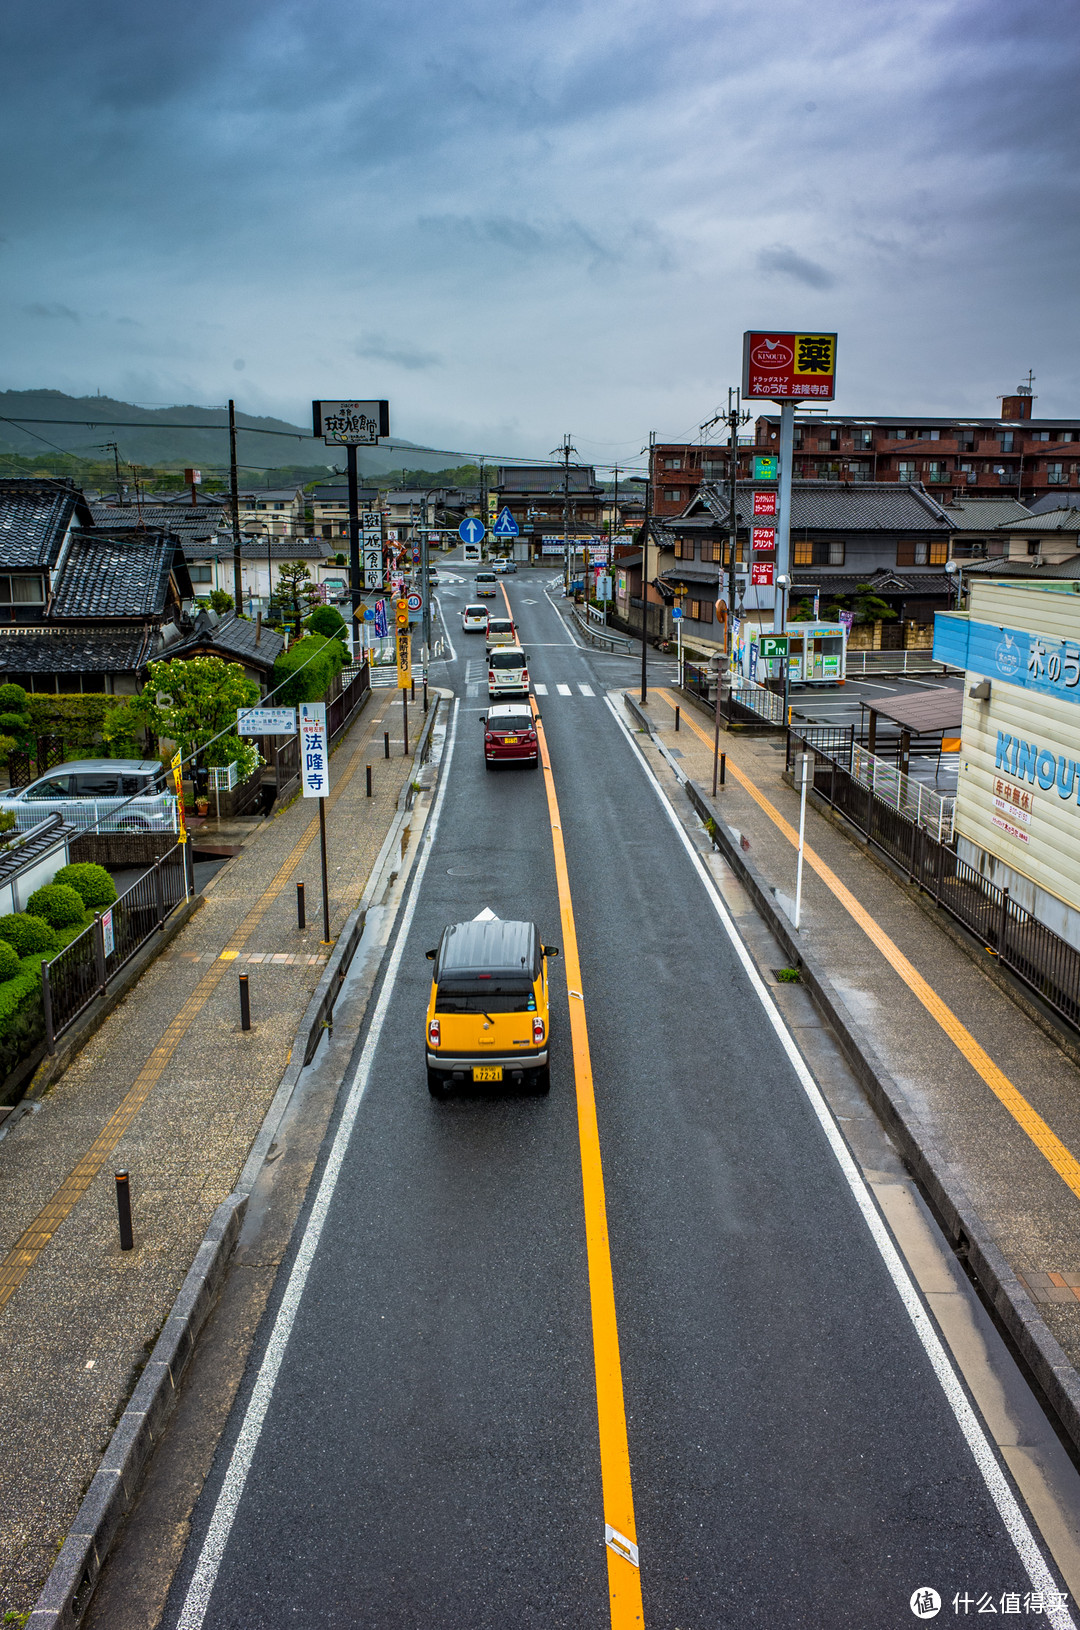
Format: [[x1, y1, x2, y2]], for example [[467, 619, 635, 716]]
[[147, 563, 1072, 1629]]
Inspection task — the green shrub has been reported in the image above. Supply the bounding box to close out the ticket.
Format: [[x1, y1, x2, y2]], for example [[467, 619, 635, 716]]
[[26, 883, 87, 929], [0, 940, 19, 982], [0, 969, 46, 1098], [272, 634, 348, 706], [0, 914, 60, 956], [0, 683, 29, 714], [306, 605, 348, 644], [52, 863, 117, 910]]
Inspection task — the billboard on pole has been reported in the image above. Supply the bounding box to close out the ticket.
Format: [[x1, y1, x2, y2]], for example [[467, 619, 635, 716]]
[[312, 401, 390, 444], [742, 332, 837, 399]]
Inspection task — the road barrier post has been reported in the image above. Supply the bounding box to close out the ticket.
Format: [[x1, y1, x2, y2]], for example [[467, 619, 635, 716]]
[[239, 974, 251, 1031], [296, 882, 306, 931], [114, 1171, 133, 1251]]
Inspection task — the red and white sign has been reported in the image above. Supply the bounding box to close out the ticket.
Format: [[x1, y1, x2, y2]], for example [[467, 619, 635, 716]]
[[752, 491, 777, 516], [751, 525, 776, 552], [751, 561, 775, 586], [742, 331, 837, 400]]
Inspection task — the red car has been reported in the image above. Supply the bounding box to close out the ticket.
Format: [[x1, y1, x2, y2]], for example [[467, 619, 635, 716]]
[[482, 703, 539, 768]]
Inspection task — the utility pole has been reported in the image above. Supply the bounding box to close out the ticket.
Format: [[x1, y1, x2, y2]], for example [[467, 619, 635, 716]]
[[347, 441, 361, 629], [725, 388, 751, 678], [228, 400, 243, 611], [478, 459, 486, 559], [552, 434, 577, 595], [640, 431, 655, 704], [101, 442, 124, 505]]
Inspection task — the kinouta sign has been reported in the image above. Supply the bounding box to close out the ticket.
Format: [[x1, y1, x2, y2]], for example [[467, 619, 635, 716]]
[[742, 331, 837, 400]]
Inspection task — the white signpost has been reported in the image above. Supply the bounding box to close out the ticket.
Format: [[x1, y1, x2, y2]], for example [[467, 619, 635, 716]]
[[299, 702, 331, 941], [237, 706, 297, 736]]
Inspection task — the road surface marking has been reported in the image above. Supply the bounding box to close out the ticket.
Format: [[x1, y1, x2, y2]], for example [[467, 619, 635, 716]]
[[532, 696, 644, 1629], [533, 682, 549, 695], [0, 698, 400, 1314], [654, 690, 1080, 1208], [579, 683, 595, 696], [557, 683, 573, 695], [175, 702, 461, 1630], [608, 693, 1074, 1629]]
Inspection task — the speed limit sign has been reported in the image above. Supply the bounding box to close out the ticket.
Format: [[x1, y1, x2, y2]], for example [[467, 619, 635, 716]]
[[407, 592, 422, 612]]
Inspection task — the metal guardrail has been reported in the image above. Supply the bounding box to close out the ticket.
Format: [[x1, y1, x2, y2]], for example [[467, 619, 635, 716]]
[[0, 793, 178, 835], [41, 842, 190, 1049], [786, 727, 1080, 1032], [850, 741, 955, 842], [844, 650, 957, 677], [570, 606, 632, 653], [729, 675, 786, 725]]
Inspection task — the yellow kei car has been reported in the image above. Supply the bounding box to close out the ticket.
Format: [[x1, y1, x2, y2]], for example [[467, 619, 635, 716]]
[[425, 917, 558, 1098]]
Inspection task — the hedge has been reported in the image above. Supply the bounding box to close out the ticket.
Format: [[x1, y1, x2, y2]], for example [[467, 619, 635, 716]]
[[0, 940, 19, 982], [272, 634, 348, 706], [0, 967, 46, 1092], [0, 914, 60, 956], [306, 605, 349, 644], [24, 694, 134, 757], [51, 863, 117, 910], [26, 883, 87, 928]]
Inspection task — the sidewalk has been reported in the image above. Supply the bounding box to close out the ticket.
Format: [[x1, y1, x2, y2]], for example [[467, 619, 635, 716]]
[[0, 686, 429, 1620], [625, 685, 1080, 1400]]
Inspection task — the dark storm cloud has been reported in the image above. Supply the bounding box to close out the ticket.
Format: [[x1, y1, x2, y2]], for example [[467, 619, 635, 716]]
[[2, 0, 1080, 440], [755, 247, 835, 292]]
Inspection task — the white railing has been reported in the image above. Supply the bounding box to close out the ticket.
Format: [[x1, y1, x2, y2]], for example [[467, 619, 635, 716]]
[[844, 650, 956, 676], [0, 793, 179, 835], [730, 675, 786, 724], [850, 741, 955, 841]]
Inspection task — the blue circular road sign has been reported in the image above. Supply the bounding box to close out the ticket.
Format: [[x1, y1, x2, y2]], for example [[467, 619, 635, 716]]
[[458, 518, 485, 545]]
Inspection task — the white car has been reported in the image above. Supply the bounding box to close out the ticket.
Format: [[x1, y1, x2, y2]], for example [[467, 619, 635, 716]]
[[462, 603, 487, 631], [487, 646, 529, 698]]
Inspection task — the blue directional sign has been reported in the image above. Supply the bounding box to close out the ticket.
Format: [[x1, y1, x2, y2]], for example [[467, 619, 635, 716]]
[[458, 517, 485, 545], [492, 506, 519, 538]]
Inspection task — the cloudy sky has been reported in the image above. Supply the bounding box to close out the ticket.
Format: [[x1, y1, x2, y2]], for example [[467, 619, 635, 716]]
[[3, 0, 1079, 466]]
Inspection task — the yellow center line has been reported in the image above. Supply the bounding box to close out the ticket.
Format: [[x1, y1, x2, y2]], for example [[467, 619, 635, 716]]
[[0, 699, 402, 1311], [532, 695, 644, 1628], [653, 688, 1080, 1204]]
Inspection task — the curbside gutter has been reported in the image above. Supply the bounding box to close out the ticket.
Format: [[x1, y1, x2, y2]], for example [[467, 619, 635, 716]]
[[625, 691, 1080, 1466], [29, 694, 445, 1630]]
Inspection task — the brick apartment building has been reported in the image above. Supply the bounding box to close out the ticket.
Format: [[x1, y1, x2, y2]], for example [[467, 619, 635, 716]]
[[650, 389, 1080, 516]]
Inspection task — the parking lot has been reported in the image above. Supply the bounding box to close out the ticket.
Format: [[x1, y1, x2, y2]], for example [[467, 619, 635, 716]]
[[788, 670, 965, 791]]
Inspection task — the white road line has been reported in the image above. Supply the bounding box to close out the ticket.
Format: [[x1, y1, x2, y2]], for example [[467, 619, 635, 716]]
[[433, 598, 457, 664], [579, 683, 595, 696], [603, 692, 1075, 1630], [175, 702, 462, 1630], [533, 682, 548, 695], [556, 683, 572, 696]]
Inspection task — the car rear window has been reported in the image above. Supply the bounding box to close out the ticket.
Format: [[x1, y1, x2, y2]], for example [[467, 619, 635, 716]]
[[476, 573, 496, 583], [465, 604, 485, 615], [436, 979, 536, 1014], [490, 712, 532, 727], [490, 650, 525, 669], [487, 620, 513, 632]]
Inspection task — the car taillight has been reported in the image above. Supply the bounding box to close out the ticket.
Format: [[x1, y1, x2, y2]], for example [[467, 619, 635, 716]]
[[532, 1017, 544, 1043], [429, 1019, 441, 1046], [522, 670, 529, 685], [489, 670, 496, 681]]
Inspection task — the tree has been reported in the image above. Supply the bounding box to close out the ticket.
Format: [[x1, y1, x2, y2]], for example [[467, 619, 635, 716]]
[[209, 588, 234, 615], [826, 585, 898, 624], [125, 656, 262, 781], [273, 560, 319, 622], [306, 604, 349, 644]]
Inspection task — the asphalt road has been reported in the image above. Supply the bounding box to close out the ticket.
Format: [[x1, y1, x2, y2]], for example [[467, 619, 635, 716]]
[[162, 561, 1068, 1628]]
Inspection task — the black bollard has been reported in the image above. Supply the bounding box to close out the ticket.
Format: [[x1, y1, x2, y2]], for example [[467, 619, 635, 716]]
[[115, 1171, 133, 1251], [384, 731, 390, 759], [720, 752, 726, 787], [239, 973, 251, 1031], [674, 706, 680, 733], [366, 764, 373, 797], [296, 881, 306, 931]]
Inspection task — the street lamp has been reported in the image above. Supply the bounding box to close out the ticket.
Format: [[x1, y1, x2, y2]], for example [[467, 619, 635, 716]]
[[776, 574, 791, 722]]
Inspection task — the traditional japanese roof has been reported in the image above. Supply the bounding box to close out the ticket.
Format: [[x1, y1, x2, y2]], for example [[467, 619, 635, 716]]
[[89, 502, 225, 543], [698, 480, 951, 532], [996, 508, 1080, 533], [1028, 492, 1080, 514], [496, 465, 600, 494], [788, 568, 950, 595], [49, 531, 186, 620], [940, 497, 1032, 529], [0, 629, 154, 674], [962, 554, 1080, 580], [166, 610, 285, 672], [0, 479, 92, 569]]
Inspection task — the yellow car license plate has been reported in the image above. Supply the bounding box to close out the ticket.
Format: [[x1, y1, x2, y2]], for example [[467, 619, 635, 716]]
[[503, 736, 518, 744], [472, 1065, 503, 1082]]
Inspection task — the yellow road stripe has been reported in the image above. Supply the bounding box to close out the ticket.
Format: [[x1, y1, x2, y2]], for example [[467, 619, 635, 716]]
[[0, 699, 399, 1312], [654, 689, 1080, 1204], [532, 696, 644, 1628]]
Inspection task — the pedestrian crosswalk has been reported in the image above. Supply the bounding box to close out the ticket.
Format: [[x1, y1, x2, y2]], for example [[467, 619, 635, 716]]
[[531, 682, 597, 698]]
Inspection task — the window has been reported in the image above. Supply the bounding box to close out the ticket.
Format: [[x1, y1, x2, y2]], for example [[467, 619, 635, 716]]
[[688, 599, 713, 623], [928, 429, 940, 441], [1027, 541, 1041, 556], [664, 458, 682, 470], [897, 461, 916, 481], [701, 460, 725, 478], [958, 431, 976, 452], [703, 538, 723, 563], [897, 539, 949, 566], [0, 574, 46, 604], [852, 428, 873, 449], [189, 564, 213, 583], [673, 537, 694, 559], [792, 429, 804, 449], [793, 540, 845, 566], [1030, 430, 1050, 442], [895, 428, 908, 440], [1048, 463, 1067, 484], [1063, 432, 1076, 443], [667, 489, 683, 504], [1000, 432, 1014, 453]]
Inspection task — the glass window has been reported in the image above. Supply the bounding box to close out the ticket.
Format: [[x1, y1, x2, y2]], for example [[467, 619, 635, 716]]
[[667, 490, 683, 503], [189, 565, 213, 583], [794, 538, 813, 565], [897, 461, 916, 481], [664, 458, 682, 470], [0, 574, 45, 604], [24, 776, 74, 799], [1000, 432, 1014, 452], [929, 430, 940, 441], [73, 773, 121, 796]]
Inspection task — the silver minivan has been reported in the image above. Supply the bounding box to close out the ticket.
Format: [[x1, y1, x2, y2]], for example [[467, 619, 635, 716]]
[[1, 759, 173, 832]]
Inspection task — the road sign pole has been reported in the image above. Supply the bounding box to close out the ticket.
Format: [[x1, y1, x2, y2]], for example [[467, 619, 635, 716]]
[[319, 795, 331, 944], [347, 442, 361, 627], [774, 400, 795, 633], [794, 752, 809, 929], [421, 526, 431, 660]]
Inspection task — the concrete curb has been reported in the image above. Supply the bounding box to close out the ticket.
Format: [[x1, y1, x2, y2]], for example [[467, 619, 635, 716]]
[[28, 692, 446, 1629], [624, 690, 1080, 1464]]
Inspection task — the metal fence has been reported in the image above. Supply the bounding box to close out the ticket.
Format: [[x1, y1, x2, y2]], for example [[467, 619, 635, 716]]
[[729, 675, 787, 726], [787, 725, 954, 841], [0, 793, 179, 836], [41, 842, 190, 1049], [683, 661, 712, 706], [844, 650, 958, 677], [786, 727, 1080, 1031]]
